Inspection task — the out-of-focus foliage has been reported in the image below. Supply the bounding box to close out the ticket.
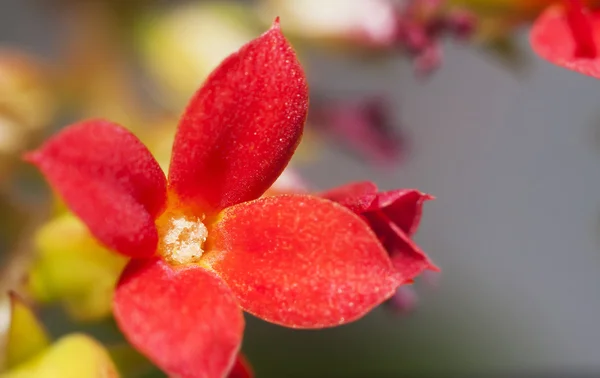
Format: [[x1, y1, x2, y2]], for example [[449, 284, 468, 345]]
[[0, 51, 55, 177], [2, 334, 120, 378], [0, 50, 56, 250], [0, 294, 119, 378], [28, 214, 127, 321], [2, 293, 50, 369], [138, 1, 260, 108]]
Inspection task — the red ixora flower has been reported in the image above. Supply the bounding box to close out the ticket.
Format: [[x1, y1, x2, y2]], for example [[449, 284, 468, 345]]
[[25, 20, 414, 378], [530, 0, 600, 78]]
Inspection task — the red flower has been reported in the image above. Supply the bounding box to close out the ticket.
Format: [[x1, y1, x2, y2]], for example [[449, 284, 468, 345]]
[[321, 181, 439, 283], [25, 21, 407, 378], [530, 0, 600, 78]]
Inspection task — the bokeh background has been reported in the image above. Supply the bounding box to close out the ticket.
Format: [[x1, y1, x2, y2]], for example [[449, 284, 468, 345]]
[[1, 0, 600, 377]]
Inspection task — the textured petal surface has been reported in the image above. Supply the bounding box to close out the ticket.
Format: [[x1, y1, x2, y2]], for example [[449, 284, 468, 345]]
[[25, 120, 167, 258], [530, 3, 600, 78], [168, 20, 309, 213], [206, 194, 401, 328], [113, 259, 244, 378]]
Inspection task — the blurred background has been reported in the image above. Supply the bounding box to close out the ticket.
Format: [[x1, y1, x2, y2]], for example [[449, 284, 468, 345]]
[[1, 0, 600, 377]]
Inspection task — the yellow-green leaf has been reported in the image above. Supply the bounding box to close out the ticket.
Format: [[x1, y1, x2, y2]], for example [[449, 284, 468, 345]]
[[4, 293, 50, 369], [1, 334, 119, 378], [28, 213, 127, 321]]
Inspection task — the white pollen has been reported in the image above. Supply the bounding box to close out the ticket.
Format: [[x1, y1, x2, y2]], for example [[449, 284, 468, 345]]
[[162, 216, 208, 265]]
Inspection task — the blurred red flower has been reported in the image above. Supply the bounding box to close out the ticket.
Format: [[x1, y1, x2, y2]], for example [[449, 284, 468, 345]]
[[531, 0, 600, 78]]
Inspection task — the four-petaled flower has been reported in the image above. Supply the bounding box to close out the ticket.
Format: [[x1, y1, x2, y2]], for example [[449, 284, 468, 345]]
[[25, 20, 418, 378], [530, 0, 600, 78]]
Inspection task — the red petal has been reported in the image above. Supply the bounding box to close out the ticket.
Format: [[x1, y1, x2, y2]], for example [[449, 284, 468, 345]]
[[530, 3, 600, 78], [113, 258, 244, 378], [319, 181, 378, 213], [169, 20, 308, 213], [25, 120, 166, 258], [390, 237, 439, 280], [227, 354, 254, 378], [321, 183, 433, 236], [206, 195, 401, 328], [321, 183, 437, 279], [374, 189, 434, 236], [364, 211, 439, 282]]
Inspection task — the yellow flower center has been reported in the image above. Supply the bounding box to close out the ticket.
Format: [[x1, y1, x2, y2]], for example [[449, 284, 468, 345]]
[[157, 211, 208, 265]]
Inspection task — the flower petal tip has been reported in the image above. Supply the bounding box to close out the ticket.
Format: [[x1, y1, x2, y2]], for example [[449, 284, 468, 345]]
[[272, 16, 281, 29], [22, 150, 40, 164], [423, 193, 436, 201], [427, 261, 441, 272]]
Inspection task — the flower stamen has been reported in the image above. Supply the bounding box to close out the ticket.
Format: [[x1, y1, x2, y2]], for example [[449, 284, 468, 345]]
[[158, 212, 208, 265]]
